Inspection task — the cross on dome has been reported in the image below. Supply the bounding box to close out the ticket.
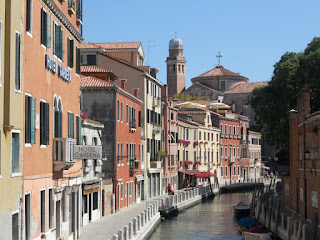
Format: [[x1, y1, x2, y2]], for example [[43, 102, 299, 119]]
[[216, 51, 222, 66]]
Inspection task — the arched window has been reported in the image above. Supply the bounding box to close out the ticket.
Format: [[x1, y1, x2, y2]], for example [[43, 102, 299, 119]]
[[182, 65, 184, 74], [173, 64, 176, 72], [178, 64, 181, 73]]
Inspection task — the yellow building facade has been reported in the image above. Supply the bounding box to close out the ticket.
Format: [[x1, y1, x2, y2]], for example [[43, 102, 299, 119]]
[[0, 0, 24, 239]]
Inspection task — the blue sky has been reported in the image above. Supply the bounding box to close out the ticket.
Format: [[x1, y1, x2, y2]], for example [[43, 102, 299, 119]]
[[83, 0, 320, 88]]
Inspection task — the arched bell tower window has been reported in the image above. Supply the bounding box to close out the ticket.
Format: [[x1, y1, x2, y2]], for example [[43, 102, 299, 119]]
[[182, 65, 184, 74], [178, 64, 181, 73], [173, 64, 176, 73]]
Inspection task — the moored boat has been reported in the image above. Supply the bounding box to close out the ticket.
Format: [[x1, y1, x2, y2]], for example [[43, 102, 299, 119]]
[[233, 201, 251, 218]]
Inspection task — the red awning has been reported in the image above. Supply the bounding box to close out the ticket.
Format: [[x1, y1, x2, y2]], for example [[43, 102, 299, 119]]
[[179, 170, 200, 176], [195, 171, 217, 178]]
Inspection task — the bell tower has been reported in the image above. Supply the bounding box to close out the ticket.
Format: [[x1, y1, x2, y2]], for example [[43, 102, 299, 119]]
[[166, 37, 186, 97]]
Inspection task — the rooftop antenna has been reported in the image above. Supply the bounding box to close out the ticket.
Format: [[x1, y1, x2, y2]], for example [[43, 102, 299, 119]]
[[216, 51, 222, 66], [147, 40, 156, 66]]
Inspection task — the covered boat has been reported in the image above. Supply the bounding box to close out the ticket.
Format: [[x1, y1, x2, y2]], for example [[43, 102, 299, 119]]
[[233, 201, 251, 218], [237, 217, 262, 232]]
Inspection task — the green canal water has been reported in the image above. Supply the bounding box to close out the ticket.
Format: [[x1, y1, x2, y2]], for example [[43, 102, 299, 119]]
[[149, 192, 253, 240]]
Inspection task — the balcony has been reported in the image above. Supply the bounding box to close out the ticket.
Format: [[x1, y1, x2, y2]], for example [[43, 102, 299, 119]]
[[129, 159, 139, 176], [53, 138, 76, 171], [153, 97, 160, 107], [129, 119, 136, 132], [227, 156, 235, 166], [68, 0, 76, 14], [76, 11, 83, 25]]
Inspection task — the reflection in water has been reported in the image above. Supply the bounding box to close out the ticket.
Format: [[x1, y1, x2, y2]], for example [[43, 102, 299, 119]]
[[149, 192, 253, 240]]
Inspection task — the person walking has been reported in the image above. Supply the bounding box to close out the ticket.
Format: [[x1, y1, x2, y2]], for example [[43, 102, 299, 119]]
[[167, 183, 173, 195]]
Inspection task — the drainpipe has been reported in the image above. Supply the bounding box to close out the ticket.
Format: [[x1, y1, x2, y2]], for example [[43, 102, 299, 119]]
[[112, 87, 117, 211]]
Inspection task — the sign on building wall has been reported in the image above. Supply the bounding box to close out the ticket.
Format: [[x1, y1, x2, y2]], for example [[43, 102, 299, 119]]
[[45, 55, 57, 73], [73, 145, 102, 159], [58, 65, 71, 82]]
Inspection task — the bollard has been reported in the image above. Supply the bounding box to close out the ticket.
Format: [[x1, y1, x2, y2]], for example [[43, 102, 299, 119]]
[[133, 218, 137, 235], [118, 229, 124, 240], [136, 216, 140, 231], [112, 234, 119, 240], [129, 222, 133, 239], [141, 212, 145, 226], [124, 225, 129, 240]]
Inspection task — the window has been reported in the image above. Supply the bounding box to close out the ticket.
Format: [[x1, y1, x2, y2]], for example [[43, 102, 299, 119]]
[[62, 190, 67, 222], [121, 143, 123, 164], [41, 8, 51, 47], [238, 166, 240, 175], [225, 166, 228, 176], [93, 192, 98, 210], [26, 0, 33, 34], [225, 125, 227, 134], [220, 80, 226, 91], [117, 143, 120, 165], [146, 80, 149, 94], [117, 100, 120, 121], [121, 102, 123, 122], [221, 167, 223, 177], [121, 183, 124, 199], [126, 105, 129, 123], [54, 98, 63, 138], [233, 126, 236, 135], [186, 129, 189, 140], [76, 0, 83, 22], [186, 151, 189, 160], [76, 116, 81, 145], [40, 101, 50, 145], [68, 112, 74, 138], [41, 190, 45, 232], [67, 38, 74, 68], [25, 193, 31, 240], [53, 22, 64, 60], [49, 189, 53, 229], [87, 55, 96, 65], [220, 124, 223, 133], [138, 111, 141, 127], [225, 147, 227, 158], [15, 32, 21, 91], [76, 47, 81, 74], [199, 131, 201, 140], [12, 132, 20, 173], [25, 95, 36, 144], [233, 166, 236, 175]]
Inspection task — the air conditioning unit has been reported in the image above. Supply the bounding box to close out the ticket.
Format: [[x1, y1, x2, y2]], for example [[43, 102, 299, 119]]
[[53, 138, 76, 171]]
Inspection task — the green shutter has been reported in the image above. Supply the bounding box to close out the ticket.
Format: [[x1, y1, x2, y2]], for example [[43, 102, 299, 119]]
[[67, 38, 70, 67], [59, 111, 62, 138], [54, 111, 58, 138], [70, 40, 74, 68], [61, 28, 64, 61], [45, 103, 50, 145], [41, 9, 45, 45], [46, 12, 51, 48], [68, 112, 70, 138], [40, 102, 44, 144], [31, 98, 36, 144], [15, 33, 20, 90], [76, 116, 81, 145], [25, 96, 30, 143], [76, 47, 80, 74], [53, 21, 56, 55], [54, 24, 60, 58], [71, 113, 74, 138]]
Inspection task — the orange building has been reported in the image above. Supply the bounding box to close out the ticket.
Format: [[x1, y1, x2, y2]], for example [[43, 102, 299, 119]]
[[22, 0, 83, 239]]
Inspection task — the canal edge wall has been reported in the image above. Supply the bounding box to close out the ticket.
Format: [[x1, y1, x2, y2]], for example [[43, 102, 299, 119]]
[[252, 185, 320, 240]]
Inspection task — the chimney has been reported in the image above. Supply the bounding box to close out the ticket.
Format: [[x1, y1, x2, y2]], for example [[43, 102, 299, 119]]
[[120, 79, 127, 90], [161, 85, 168, 102], [297, 83, 310, 124], [133, 88, 139, 98]]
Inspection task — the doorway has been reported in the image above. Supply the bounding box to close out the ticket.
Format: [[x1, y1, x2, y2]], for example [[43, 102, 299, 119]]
[[89, 194, 92, 222], [56, 200, 61, 239], [12, 212, 19, 240]]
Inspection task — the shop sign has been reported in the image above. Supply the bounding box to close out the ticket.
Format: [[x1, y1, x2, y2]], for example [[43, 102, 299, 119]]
[[58, 65, 71, 82], [83, 184, 100, 195], [45, 55, 56, 73], [73, 145, 102, 159]]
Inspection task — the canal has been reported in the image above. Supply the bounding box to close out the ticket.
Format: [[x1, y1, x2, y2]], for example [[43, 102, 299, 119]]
[[149, 192, 253, 240]]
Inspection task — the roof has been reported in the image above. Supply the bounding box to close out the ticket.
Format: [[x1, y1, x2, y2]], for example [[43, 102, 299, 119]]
[[79, 42, 101, 49], [172, 100, 211, 107], [98, 52, 145, 73], [224, 81, 269, 94], [80, 42, 141, 50], [193, 65, 248, 80], [80, 75, 114, 88], [81, 65, 112, 73], [178, 109, 208, 115], [95, 42, 141, 50]]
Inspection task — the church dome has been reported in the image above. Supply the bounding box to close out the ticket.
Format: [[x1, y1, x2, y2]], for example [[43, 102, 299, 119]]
[[169, 37, 183, 50]]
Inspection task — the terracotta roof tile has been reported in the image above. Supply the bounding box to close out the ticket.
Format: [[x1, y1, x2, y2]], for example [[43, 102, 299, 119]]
[[95, 42, 141, 50], [80, 75, 114, 88], [224, 81, 269, 94], [193, 65, 248, 80], [81, 65, 112, 73], [79, 42, 100, 49]]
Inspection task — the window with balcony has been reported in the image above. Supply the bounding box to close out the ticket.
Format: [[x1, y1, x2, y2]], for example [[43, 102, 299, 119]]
[[25, 95, 36, 144], [76, 0, 83, 23]]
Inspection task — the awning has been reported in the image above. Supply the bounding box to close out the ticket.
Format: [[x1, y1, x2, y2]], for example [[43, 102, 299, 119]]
[[195, 171, 217, 178], [262, 166, 270, 170], [83, 183, 100, 195], [179, 170, 200, 176]]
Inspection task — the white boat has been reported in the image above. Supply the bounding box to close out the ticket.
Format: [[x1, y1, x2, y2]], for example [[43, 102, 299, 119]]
[[242, 231, 272, 240]]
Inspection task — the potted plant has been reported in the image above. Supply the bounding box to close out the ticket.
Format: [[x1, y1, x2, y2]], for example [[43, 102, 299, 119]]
[[194, 141, 199, 146]]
